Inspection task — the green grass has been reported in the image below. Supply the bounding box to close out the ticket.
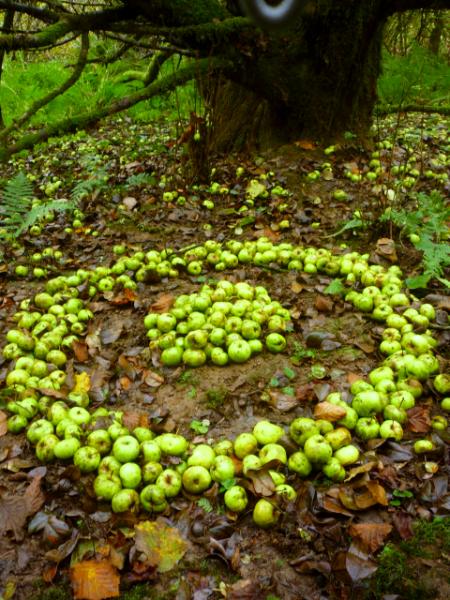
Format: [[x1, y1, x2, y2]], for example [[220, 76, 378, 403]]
[[377, 44, 450, 108], [0, 52, 198, 131]]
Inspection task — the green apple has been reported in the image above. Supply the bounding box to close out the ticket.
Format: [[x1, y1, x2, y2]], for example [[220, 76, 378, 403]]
[[161, 346, 183, 367], [98, 455, 122, 476], [182, 465, 212, 494], [252, 499, 279, 528], [156, 468, 182, 497], [253, 420, 284, 445], [233, 432, 258, 459], [27, 419, 54, 444], [434, 374, 450, 395], [119, 462, 142, 489], [94, 473, 122, 500], [259, 443, 287, 465], [141, 440, 162, 463], [7, 414, 28, 433], [413, 439, 435, 454], [210, 347, 229, 366], [379, 420, 403, 441], [303, 434, 333, 464], [140, 484, 168, 513], [210, 455, 235, 482], [389, 390, 415, 410], [54, 437, 81, 460], [86, 430, 112, 455], [35, 434, 59, 462], [156, 433, 188, 456], [324, 427, 352, 450], [287, 451, 312, 477], [188, 444, 216, 469], [68, 406, 91, 426], [441, 398, 450, 412], [383, 404, 407, 424], [334, 444, 360, 465], [142, 461, 163, 483], [265, 333, 287, 353], [355, 417, 380, 441], [213, 439, 234, 456], [224, 485, 248, 512], [242, 454, 262, 475], [111, 489, 140, 513], [322, 457, 346, 481], [289, 417, 319, 446], [227, 339, 252, 363], [182, 348, 206, 367], [113, 435, 140, 463], [132, 427, 154, 443], [431, 416, 447, 431], [74, 446, 101, 472], [352, 391, 383, 417]]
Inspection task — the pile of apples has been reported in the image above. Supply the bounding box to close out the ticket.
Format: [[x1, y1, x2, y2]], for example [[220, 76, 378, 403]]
[[145, 280, 290, 367], [2, 237, 450, 526]]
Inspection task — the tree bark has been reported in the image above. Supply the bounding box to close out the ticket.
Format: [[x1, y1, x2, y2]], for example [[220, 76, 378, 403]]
[[208, 1, 387, 151]]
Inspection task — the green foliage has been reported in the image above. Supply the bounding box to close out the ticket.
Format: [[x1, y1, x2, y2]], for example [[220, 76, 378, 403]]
[[291, 342, 317, 363], [205, 387, 228, 409], [382, 190, 450, 288], [324, 279, 347, 296], [125, 173, 157, 189], [378, 44, 450, 108], [197, 497, 213, 513], [0, 173, 73, 239], [190, 419, 210, 434]]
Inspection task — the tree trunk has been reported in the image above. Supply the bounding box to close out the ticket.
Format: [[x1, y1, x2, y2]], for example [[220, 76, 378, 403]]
[[208, 1, 386, 151]]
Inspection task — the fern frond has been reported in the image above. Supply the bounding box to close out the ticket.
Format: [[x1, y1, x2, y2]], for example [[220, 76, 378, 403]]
[[0, 172, 34, 236], [17, 199, 75, 236]]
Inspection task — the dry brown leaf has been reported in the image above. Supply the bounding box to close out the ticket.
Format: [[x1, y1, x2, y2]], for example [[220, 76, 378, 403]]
[[143, 370, 164, 388], [314, 401, 347, 422], [294, 139, 316, 150], [0, 476, 45, 540], [246, 468, 276, 497], [348, 523, 393, 553], [119, 376, 132, 391], [314, 295, 334, 312], [70, 560, 120, 600], [150, 293, 174, 313], [72, 341, 89, 362], [122, 411, 148, 431], [321, 495, 354, 517], [0, 410, 7, 436], [407, 405, 431, 433], [345, 461, 378, 482], [111, 287, 138, 305], [376, 238, 397, 262], [366, 481, 389, 506]]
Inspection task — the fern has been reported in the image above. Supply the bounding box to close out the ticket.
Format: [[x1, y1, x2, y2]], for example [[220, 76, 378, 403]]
[[71, 168, 109, 203], [0, 173, 74, 239], [125, 173, 156, 188]]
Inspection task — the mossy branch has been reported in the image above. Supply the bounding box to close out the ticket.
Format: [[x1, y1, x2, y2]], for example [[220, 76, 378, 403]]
[[0, 32, 90, 141], [0, 56, 232, 161]]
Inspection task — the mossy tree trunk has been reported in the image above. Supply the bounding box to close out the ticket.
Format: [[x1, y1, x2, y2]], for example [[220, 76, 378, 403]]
[[208, 1, 387, 151]]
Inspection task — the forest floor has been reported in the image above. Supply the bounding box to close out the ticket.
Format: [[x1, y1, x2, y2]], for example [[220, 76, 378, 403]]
[[0, 112, 449, 600]]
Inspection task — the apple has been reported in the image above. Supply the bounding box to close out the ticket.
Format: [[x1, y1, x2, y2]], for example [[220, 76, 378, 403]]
[[111, 489, 140, 513], [233, 432, 258, 459], [252, 499, 279, 528], [315, 419, 334, 435], [182, 465, 212, 494], [383, 404, 407, 424], [224, 485, 248, 512], [27, 419, 54, 444], [419, 303, 435, 321], [86, 430, 112, 455], [379, 420, 403, 441], [265, 333, 287, 353], [441, 398, 450, 412], [322, 457, 346, 481], [210, 455, 235, 482], [396, 378, 423, 399], [434, 374, 450, 395], [185, 329, 209, 349], [350, 380, 373, 395], [161, 346, 183, 367], [369, 366, 394, 386], [253, 421, 284, 445], [113, 435, 140, 463], [74, 446, 101, 473], [355, 417, 380, 440], [304, 435, 333, 464], [68, 406, 91, 426], [413, 439, 435, 454], [7, 414, 28, 433], [142, 461, 164, 483], [156, 313, 177, 333], [108, 423, 130, 440], [352, 391, 383, 417], [325, 427, 352, 450], [227, 339, 252, 363], [389, 390, 415, 410], [141, 440, 162, 463], [242, 454, 262, 475], [259, 443, 287, 465], [287, 451, 312, 477], [35, 434, 59, 463], [98, 455, 122, 476], [119, 462, 142, 489], [182, 348, 206, 367], [275, 484, 297, 501], [132, 427, 154, 443], [334, 444, 360, 465], [54, 437, 81, 460], [156, 433, 188, 456], [156, 468, 183, 497], [140, 484, 168, 513], [213, 439, 234, 456], [337, 406, 359, 430], [431, 416, 447, 431], [188, 444, 216, 469], [210, 347, 229, 366], [94, 473, 122, 500], [289, 417, 319, 446]]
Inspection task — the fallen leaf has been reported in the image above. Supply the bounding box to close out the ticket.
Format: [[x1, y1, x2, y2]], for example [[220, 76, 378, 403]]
[[376, 238, 397, 262], [0, 476, 45, 540], [267, 389, 298, 411], [366, 481, 389, 506], [348, 523, 393, 553], [313, 401, 347, 422], [0, 410, 7, 436], [346, 541, 378, 581], [143, 370, 164, 387], [46, 529, 80, 563], [392, 511, 414, 540], [407, 405, 431, 433], [72, 341, 89, 362], [70, 560, 120, 600], [246, 179, 266, 200], [246, 468, 276, 496], [314, 295, 334, 312], [321, 494, 354, 517], [111, 288, 138, 305], [150, 293, 174, 313], [122, 411, 148, 431], [134, 520, 188, 573], [345, 461, 378, 482], [294, 139, 316, 150], [73, 372, 91, 394], [100, 321, 124, 345]]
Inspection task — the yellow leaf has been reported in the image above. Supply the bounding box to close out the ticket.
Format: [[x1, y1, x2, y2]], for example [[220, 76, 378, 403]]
[[70, 560, 119, 600], [135, 520, 188, 573], [73, 372, 91, 394]]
